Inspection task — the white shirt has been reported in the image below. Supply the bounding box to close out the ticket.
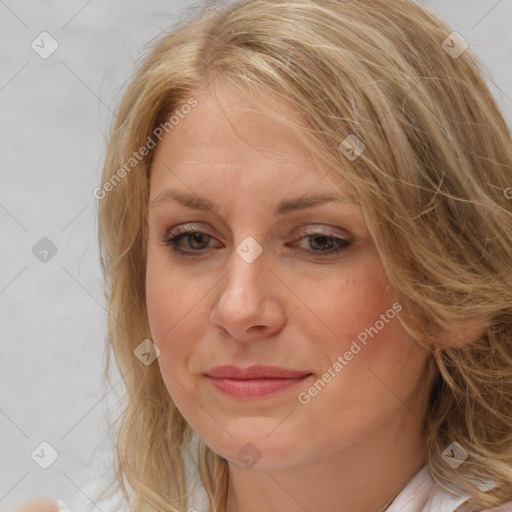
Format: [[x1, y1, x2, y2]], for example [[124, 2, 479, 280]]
[[385, 464, 511, 512]]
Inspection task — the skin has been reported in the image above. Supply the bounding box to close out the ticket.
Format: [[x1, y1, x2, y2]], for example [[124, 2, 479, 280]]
[[12, 498, 61, 512], [145, 82, 434, 512]]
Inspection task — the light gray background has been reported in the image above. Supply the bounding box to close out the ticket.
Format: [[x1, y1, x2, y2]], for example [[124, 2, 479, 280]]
[[1, 1, 511, 511]]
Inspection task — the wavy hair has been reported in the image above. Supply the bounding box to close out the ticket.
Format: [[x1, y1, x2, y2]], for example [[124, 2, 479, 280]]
[[96, 0, 512, 510]]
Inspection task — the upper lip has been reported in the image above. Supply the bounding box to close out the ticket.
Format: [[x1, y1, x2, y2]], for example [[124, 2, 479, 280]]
[[205, 365, 312, 380]]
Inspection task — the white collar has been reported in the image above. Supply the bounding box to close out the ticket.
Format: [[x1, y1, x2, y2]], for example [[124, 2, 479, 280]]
[[385, 463, 511, 512], [386, 464, 471, 512]]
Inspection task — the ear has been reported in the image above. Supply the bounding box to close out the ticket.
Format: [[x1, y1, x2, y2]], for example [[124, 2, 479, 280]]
[[435, 314, 488, 349]]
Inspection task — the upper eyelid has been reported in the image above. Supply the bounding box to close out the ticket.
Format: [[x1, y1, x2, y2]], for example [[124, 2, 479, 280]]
[[166, 225, 353, 249], [166, 223, 352, 238]]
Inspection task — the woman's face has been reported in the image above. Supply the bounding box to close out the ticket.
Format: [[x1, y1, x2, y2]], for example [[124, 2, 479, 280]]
[[145, 84, 431, 469]]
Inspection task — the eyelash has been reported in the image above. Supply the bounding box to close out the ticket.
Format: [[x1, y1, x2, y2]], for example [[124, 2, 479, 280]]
[[160, 225, 352, 258]]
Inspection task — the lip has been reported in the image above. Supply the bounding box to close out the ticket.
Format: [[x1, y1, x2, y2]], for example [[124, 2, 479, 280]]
[[205, 365, 311, 379], [204, 365, 312, 398]]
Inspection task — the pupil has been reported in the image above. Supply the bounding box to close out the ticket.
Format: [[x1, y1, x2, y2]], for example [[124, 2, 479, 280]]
[[312, 235, 333, 251], [190, 233, 208, 249]]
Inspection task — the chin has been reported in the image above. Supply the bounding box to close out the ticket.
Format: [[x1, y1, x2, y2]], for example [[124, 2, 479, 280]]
[[196, 422, 309, 469]]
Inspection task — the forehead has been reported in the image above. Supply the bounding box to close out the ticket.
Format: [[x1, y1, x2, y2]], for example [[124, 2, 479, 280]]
[[149, 83, 355, 201]]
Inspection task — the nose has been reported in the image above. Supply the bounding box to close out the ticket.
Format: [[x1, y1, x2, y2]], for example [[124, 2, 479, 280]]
[[210, 243, 286, 343]]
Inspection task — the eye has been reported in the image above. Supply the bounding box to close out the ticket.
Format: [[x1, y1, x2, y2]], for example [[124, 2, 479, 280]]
[[288, 231, 352, 257], [160, 225, 218, 256], [159, 225, 352, 258], [286, 226, 352, 257]]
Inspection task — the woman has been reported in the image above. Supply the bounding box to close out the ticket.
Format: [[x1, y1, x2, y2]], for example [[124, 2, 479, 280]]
[[92, 0, 512, 511]]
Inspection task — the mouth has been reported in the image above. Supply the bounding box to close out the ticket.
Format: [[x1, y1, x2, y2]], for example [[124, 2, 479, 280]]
[[204, 365, 313, 398]]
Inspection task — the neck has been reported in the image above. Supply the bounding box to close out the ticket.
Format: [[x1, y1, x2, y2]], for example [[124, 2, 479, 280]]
[[225, 408, 427, 512]]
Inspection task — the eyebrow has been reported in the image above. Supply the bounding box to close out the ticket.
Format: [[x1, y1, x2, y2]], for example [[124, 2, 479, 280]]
[[148, 190, 358, 216]]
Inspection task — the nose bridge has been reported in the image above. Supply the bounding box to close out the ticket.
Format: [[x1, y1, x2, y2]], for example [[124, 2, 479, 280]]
[[223, 235, 266, 306], [211, 235, 284, 339]]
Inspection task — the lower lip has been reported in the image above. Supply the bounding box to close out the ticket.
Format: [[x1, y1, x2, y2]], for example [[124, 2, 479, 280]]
[[206, 375, 311, 398]]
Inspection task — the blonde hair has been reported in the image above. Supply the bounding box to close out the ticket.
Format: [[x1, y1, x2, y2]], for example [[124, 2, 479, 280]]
[[97, 0, 512, 510]]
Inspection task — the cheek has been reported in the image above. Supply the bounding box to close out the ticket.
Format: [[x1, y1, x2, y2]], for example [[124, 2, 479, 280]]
[[145, 253, 191, 370], [297, 252, 428, 405], [145, 263, 196, 412], [145, 248, 200, 343], [145, 251, 214, 389], [302, 252, 396, 355]]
